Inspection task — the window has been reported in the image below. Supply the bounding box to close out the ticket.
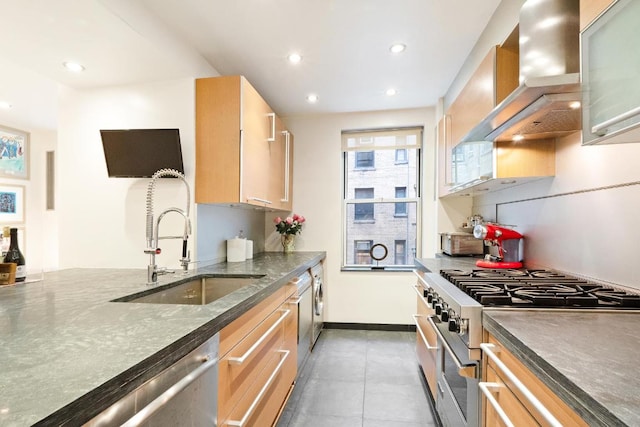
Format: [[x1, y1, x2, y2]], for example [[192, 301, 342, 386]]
[[354, 188, 374, 221], [354, 240, 373, 265], [395, 187, 407, 216], [355, 151, 374, 168], [395, 149, 408, 164], [342, 127, 422, 269], [394, 240, 407, 264]]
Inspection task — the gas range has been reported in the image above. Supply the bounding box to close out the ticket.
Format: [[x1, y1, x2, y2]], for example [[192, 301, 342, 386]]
[[415, 268, 640, 356], [440, 269, 640, 309]]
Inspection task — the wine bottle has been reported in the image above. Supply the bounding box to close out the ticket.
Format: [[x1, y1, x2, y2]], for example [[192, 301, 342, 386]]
[[3, 227, 26, 282]]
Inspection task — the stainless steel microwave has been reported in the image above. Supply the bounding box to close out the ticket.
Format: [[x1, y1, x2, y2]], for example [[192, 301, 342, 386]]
[[581, 0, 640, 145]]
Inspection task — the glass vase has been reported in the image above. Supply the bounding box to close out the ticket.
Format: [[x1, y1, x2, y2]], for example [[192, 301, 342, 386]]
[[281, 234, 295, 253]]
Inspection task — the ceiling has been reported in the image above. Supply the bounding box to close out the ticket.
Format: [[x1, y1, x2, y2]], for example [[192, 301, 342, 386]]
[[0, 0, 502, 130]]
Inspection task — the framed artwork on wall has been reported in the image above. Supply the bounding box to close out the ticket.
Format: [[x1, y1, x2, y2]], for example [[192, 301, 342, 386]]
[[0, 184, 25, 223], [0, 124, 30, 180]]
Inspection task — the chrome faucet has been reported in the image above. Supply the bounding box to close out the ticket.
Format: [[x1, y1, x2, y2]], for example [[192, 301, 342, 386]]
[[144, 168, 191, 285]]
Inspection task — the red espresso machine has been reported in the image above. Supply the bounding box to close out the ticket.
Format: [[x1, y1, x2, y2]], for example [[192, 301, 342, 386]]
[[473, 223, 524, 269]]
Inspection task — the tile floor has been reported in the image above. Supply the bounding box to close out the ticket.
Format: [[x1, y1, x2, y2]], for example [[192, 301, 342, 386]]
[[276, 328, 438, 427]]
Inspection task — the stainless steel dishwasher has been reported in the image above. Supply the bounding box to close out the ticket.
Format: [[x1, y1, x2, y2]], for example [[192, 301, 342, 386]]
[[85, 333, 219, 426], [294, 271, 313, 370]]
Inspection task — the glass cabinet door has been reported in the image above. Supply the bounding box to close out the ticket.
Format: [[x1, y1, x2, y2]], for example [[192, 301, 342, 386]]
[[451, 140, 494, 188], [582, 0, 640, 145]]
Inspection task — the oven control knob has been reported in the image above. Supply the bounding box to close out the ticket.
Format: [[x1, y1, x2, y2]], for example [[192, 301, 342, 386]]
[[426, 293, 434, 303], [441, 310, 449, 322], [431, 297, 440, 309], [435, 304, 443, 315], [448, 318, 460, 333]]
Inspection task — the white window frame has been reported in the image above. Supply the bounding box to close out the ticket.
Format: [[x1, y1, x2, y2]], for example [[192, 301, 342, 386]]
[[341, 126, 422, 271]]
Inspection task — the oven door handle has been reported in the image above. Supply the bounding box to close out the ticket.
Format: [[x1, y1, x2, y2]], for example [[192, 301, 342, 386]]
[[481, 343, 563, 427], [412, 315, 438, 350], [426, 316, 476, 379]]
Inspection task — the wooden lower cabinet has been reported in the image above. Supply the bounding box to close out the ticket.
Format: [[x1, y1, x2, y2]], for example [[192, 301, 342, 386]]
[[218, 282, 298, 426], [481, 332, 588, 427], [414, 285, 438, 398]]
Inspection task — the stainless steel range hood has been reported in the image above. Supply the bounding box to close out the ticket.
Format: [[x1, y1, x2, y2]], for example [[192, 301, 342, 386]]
[[461, 0, 581, 143]]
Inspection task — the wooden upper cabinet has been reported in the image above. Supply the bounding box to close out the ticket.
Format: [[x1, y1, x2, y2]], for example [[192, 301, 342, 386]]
[[195, 76, 294, 210], [447, 45, 519, 147], [580, 0, 615, 31]]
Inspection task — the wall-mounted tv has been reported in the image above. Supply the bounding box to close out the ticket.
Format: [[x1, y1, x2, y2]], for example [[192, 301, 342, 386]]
[[100, 128, 185, 178]]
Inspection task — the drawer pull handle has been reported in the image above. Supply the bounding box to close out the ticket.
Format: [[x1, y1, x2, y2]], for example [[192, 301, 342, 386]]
[[267, 112, 276, 142], [413, 284, 432, 310], [480, 343, 562, 427], [479, 382, 515, 427], [228, 309, 290, 365], [412, 314, 438, 350], [121, 355, 219, 427], [226, 350, 290, 427]]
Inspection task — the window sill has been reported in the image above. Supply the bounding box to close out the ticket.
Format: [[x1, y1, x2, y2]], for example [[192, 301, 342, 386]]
[[341, 266, 414, 272], [353, 219, 375, 224], [393, 214, 408, 218]]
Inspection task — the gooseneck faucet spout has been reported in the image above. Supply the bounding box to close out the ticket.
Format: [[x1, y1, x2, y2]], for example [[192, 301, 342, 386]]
[[145, 168, 191, 285]]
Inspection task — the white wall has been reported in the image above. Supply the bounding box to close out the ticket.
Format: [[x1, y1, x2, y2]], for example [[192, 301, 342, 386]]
[[473, 132, 640, 290], [56, 78, 267, 271], [280, 107, 436, 325]]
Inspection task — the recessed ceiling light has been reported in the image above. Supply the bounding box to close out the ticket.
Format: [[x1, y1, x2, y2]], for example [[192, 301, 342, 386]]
[[386, 88, 398, 96], [569, 101, 581, 109], [512, 134, 525, 142], [287, 53, 302, 64], [390, 43, 406, 54], [306, 94, 318, 103], [63, 61, 85, 72], [0, 101, 12, 109]]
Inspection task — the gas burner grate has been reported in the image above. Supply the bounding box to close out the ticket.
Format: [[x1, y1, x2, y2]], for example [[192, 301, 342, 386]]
[[440, 268, 640, 308]]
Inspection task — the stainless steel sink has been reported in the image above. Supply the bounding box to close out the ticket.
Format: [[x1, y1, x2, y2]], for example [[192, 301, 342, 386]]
[[114, 275, 264, 305]]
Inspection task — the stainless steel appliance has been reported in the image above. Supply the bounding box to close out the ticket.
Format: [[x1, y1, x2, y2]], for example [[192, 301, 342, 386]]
[[472, 223, 523, 269], [310, 262, 324, 347], [415, 267, 640, 426], [440, 232, 484, 256], [460, 0, 581, 144], [581, 0, 640, 145], [85, 333, 219, 426], [415, 270, 482, 427], [293, 270, 313, 370]]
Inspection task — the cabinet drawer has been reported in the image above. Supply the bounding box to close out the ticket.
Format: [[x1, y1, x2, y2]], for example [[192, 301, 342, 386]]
[[482, 365, 539, 427], [282, 295, 298, 385], [219, 307, 289, 422], [483, 334, 588, 427], [414, 287, 438, 397], [220, 349, 292, 427], [220, 286, 286, 357]]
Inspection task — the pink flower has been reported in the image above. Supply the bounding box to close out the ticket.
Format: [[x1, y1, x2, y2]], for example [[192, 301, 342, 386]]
[[274, 216, 282, 224], [285, 217, 293, 224], [297, 215, 306, 223], [293, 214, 300, 221]]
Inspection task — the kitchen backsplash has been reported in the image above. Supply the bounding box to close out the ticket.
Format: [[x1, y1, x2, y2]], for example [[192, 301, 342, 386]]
[[473, 132, 640, 291]]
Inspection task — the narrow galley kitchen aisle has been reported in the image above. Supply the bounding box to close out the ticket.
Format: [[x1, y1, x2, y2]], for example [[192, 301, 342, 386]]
[[277, 329, 437, 427]]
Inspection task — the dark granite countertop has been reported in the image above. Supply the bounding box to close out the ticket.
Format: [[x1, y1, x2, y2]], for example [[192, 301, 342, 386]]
[[483, 310, 640, 427], [0, 251, 325, 426]]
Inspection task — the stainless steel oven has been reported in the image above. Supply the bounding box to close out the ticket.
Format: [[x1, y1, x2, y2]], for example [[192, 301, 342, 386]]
[[415, 271, 482, 427], [419, 267, 640, 427]]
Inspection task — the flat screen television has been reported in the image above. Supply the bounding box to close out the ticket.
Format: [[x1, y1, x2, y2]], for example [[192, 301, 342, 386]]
[[100, 128, 185, 178]]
